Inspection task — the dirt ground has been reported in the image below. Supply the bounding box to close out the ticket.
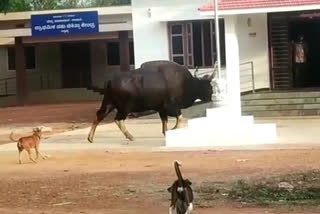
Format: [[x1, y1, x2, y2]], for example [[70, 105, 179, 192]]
[[0, 102, 154, 145], [1, 103, 320, 213], [1, 149, 320, 214], [0, 102, 113, 145], [0, 102, 100, 129]]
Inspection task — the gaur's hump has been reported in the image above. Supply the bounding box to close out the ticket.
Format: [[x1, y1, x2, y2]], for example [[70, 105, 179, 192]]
[[140, 60, 179, 68], [140, 60, 192, 77]]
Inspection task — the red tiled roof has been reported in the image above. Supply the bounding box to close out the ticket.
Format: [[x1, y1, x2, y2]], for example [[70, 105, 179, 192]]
[[200, 0, 320, 11]]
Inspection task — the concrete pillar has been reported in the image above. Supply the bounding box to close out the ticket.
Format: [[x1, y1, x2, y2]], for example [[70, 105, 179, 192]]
[[119, 31, 130, 72], [224, 16, 242, 116], [15, 37, 28, 106]]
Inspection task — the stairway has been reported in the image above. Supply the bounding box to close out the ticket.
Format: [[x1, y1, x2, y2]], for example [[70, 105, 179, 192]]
[[242, 90, 320, 117]]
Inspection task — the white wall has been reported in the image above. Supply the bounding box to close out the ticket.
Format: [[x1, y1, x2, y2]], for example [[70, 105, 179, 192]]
[[131, 0, 210, 67], [132, 0, 271, 91], [224, 16, 241, 115], [131, 1, 168, 67], [235, 13, 270, 91]]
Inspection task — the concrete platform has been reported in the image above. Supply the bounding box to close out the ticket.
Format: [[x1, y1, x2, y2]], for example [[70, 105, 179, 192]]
[[166, 107, 277, 147], [1, 116, 320, 152]]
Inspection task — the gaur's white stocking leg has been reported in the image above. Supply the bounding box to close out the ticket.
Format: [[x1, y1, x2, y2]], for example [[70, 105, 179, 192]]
[[88, 104, 114, 143], [115, 120, 135, 141], [172, 115, 183, 130]]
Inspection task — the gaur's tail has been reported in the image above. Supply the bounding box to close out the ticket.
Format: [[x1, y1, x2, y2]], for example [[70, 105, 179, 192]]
[[97, 80, 114, 115], [9, 132, 19, 142]]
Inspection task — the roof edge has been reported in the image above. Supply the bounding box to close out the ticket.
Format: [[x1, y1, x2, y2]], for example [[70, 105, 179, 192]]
[[199, 4, 320, 16], [199, 2, 320, 12]]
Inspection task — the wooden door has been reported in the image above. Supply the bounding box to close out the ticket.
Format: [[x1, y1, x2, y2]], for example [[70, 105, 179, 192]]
[[268, 13, 292, 89]]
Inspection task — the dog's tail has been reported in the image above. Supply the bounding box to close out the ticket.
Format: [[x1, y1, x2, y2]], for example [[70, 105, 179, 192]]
[[9, 132, 19, 142], [174, 160, 184, 186]]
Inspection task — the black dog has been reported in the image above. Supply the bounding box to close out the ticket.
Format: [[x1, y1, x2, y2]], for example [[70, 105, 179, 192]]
[[167, 160, 193, 214]]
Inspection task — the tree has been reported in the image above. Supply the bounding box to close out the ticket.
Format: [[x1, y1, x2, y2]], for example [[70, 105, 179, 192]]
[[9, 0, 31, 12], [30, 0, 61, 10], [0, 0, 32, 13], [58, 0, 130, 9], [0, 0, 10, 13]]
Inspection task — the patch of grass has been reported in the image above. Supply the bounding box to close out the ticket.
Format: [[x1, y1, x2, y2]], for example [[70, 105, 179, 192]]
[[228, 170, 320, 206]]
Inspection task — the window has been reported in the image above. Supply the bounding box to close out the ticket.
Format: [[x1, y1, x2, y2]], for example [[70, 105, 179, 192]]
[[169, 19, 226, 68], [107, 42, 120, 65], [25, 47, 36, 69], [107, 40, 135, 65], [171, 24, 185, 65], [7, 47, 15, 70], [7, 46, 36, 70]]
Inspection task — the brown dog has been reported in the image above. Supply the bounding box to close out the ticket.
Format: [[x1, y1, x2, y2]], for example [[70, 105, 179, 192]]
[[9, 127, 47, 164], [168, 160, 194, 214]]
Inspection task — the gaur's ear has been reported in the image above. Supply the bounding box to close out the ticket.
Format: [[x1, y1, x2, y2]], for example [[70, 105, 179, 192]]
[[202, 72, 215, 81], [167, 186, 173, 193]]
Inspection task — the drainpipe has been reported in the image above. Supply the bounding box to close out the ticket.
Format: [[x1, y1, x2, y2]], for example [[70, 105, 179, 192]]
[[214, 0, 221, 80], [211, 0, 227, 107]]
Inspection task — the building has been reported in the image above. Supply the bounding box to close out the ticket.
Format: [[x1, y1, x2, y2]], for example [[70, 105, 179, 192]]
[[200, 0, 320, 89], [1, 0, 320, 110], [0, 6, 133, 105]]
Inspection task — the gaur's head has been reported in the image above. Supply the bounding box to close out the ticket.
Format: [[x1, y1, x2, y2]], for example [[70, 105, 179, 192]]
[[193, 66, 215, 102], [197, 78, 213, 102]]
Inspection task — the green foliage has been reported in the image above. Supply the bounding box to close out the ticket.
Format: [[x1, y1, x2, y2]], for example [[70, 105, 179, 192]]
[[31, 0, 61, 10], [1, 0, 131, 13], [228, 171, 320, 206], [0, 0, 10, 13], [9, 0, 31, 12]]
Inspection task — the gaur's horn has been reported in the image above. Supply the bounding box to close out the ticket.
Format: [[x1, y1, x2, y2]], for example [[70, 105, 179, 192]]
[[208, 61, 218, 81], [208, 72, 215, 81], [194, 66, 199, 78]]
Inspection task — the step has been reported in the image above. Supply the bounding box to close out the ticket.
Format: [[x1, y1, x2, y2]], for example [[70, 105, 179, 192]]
[[242, 103, 320, 111], [242, 91, 320, 100], [187, 116, 254, 131], [187, 115, 254, 130], [243, 109, 320, 117], [165, 123, 276, 147], [165, 126, 254, 147], [206, 106, 240, 118], [242, 97, 320, 106]]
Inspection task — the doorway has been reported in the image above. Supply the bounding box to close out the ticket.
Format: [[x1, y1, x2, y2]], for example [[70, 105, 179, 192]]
[[61, 42, 91, 88], [289, 17, 320, 87]]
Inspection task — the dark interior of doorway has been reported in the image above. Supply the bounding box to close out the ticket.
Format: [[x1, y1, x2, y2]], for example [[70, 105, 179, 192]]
[[289, 18, 320, 87], [61, 42, 91, 88]]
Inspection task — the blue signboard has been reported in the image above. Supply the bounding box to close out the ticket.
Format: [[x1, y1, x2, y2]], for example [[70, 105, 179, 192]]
[[31, 11, 99, 37]]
